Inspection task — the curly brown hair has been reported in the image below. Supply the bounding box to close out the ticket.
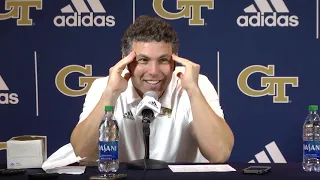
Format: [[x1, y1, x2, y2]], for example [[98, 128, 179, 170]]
[[121, 15, 179, 56]]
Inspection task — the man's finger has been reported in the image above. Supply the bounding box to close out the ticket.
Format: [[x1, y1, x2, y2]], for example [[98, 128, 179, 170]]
[[115, 51, 136, 70], [172, 54, 192, 66]]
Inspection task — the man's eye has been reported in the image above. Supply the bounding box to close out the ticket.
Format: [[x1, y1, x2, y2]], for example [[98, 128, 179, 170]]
[[137, 58, 148, 63], [160, 59, 170, 64]]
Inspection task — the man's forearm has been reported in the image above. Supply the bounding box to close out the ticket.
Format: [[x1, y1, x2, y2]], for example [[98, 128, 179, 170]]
[[70, 90, 118, 160], [188, 88, 234, 163]]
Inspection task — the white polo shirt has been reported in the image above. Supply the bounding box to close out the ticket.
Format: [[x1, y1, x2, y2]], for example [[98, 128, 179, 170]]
[[78, 67, 224, 163]]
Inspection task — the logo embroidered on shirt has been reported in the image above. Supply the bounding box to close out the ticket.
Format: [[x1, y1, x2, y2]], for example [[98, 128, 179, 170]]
[[159, 107, 172, 118], [123, 110, 134, 120]]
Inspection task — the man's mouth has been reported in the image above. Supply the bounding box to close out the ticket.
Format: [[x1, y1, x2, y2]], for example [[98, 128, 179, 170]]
[[145, 80, 161, 85]]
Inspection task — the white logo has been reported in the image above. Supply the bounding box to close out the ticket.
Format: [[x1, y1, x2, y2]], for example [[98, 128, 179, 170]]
[[53, 0, 115, 27], [0, 75, 19, 105], [249, 141, 287, 163], [0, 76, 9, 90], [237, 0, 299, 27]]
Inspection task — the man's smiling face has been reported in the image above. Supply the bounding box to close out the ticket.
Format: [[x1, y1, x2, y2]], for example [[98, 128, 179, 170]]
[[127, 41, 175, 98]]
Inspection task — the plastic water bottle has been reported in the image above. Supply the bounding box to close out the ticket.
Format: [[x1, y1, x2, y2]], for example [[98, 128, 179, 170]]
[[303, 105, 320, 172], [98, 106, 119, 174]]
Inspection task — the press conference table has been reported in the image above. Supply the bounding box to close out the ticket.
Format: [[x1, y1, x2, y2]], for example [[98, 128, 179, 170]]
[[1, 163, 320, 180]]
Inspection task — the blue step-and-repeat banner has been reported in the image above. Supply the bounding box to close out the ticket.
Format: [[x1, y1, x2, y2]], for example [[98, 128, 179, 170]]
[[1, 0, 319, 164]]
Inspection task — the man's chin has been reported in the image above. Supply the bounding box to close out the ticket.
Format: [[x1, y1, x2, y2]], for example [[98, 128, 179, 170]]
[[155, 90, 165, 99]]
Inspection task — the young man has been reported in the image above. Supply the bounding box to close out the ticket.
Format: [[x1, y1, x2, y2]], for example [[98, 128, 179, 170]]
[[70, 15, 234, 163]]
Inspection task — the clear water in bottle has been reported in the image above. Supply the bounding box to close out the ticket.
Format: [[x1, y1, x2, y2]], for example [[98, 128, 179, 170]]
[[303, 105, 320, 172], [98, 106, 119, 175]]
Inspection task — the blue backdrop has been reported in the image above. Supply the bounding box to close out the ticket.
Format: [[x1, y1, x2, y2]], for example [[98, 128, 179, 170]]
[[1, 0, 319, 164]]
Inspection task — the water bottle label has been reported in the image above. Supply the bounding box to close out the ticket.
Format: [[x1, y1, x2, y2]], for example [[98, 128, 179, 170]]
[[303, 141, 320, 158], [99, 141, 118, 160]]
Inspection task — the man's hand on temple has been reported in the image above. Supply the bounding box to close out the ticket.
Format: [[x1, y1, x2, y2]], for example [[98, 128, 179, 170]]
[[172, 54, 200, 94], [105, 51, 136, 96]]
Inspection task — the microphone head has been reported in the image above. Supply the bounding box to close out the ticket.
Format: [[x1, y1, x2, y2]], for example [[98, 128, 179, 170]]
[[144, 91, 158, 100], [136, 91, 161, 118]]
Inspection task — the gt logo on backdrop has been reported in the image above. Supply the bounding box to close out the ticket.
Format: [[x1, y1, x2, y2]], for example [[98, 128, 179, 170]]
[[55, 65, 101, 97], [237, 65, 298, 103], [54, 0, 115, 27], [0, 0, 42, 26], [153, 0, 214, 25], [237, 0, 299, 27], [0, 75, 19, 104]]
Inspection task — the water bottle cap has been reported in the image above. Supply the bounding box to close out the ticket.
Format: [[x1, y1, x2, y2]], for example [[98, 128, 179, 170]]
[[105, 106, 114, 111], [309, 105, 318, 111]]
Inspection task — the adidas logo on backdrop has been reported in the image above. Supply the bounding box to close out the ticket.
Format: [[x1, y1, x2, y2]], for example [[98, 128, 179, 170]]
[[237, 0, 299, 27], [0, 76, 19, 105], [53, 0, 115, 27], [249, 141, 287, 163]]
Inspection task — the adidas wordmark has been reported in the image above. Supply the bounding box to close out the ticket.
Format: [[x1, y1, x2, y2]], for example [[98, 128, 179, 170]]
[[53, 0, 115, 27], [237, 0, 299, 27]]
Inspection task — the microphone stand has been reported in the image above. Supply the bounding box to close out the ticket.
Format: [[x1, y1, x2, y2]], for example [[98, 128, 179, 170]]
[[127, 109, 168, 170]]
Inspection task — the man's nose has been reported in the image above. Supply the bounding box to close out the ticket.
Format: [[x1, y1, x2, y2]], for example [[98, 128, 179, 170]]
[[147, 61, 160, 76]]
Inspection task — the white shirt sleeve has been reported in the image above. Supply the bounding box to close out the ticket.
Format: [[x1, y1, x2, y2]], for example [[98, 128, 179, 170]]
[[199, 74, 224, 119], [78, 77, 109, 124]]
